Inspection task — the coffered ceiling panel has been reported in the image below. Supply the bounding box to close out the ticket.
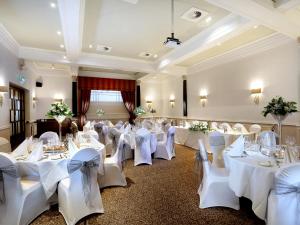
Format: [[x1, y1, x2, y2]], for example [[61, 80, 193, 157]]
[[0, 0, 64, 51], [178, 25, 275, 67], [82, 0, 229, 60]]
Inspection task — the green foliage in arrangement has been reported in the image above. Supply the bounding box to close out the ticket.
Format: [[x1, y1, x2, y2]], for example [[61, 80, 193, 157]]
[[46, 102, 73, 118], [189, 122, 210, 134], [262, 96, 298, 117]]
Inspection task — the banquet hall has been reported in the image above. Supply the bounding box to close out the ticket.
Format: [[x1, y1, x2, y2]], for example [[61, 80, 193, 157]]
[[0, 0, 300, 225]]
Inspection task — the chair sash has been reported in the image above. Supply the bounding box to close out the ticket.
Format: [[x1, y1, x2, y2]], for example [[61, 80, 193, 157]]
[[275, 179, 300, 195], [67, 155, 100, 206], [167, 132, 175, 155], [109, 129, 121, 155], [0, 165, 19, 204], [209, 135, 225, 146]]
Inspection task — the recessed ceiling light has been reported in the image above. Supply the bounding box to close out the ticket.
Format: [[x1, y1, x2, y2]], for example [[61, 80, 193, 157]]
[[205, 16, 212, 23], [50, 2, 56, 8], [96, 45, 112, 52], [51, 64, 55, 70], [60, 44, 64, 48], [89, 44, 93, 49], [253, 25, 258, 29], [153, 54, 158, 58], [63, 55, 67, 59], [139, 52, 152, 58], [217, 42, 222, 46], [57, 30, 61, 36]]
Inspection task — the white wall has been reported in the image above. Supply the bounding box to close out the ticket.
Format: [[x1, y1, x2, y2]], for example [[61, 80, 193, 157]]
[[143, 41, 300, 125], [0, 43, 36, 130], [35, 75, 72, 119], [140, 80, 163, 116]]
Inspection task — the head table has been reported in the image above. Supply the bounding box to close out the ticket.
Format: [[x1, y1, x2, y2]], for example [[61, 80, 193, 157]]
[[13, 137, 105, 199], [224, 145, 298, 221]]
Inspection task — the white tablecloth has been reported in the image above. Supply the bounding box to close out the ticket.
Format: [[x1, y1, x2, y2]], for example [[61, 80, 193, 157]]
[[15, 142, 105, 199], [175, 126, 254, 153], [224, 149, 279, 220]]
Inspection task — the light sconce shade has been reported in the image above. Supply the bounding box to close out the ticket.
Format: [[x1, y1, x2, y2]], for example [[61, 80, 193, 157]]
[[54, 98, 63, 103], [250, 88, 262, 104], [0, 86, 8, 107], [169, 99, 175, 108], [199, 95, 207, 107]]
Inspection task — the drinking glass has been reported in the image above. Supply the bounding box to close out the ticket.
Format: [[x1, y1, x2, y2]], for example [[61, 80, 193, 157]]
[[285, 136, 296, 147]]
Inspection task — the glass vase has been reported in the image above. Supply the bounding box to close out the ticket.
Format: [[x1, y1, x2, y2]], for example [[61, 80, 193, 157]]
[[54, 115, 66, 142], [271, 114, 288, 145]]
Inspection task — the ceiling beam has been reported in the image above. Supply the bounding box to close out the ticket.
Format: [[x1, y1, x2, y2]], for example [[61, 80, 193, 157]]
[[57, 0, 85, 61], [205, 0, 300, 39], [0, 23, 20, 55], [155, 14, 252, 70]]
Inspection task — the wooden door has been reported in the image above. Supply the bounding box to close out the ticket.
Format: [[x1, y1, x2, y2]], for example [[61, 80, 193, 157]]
[[9, 85, 25, 149]]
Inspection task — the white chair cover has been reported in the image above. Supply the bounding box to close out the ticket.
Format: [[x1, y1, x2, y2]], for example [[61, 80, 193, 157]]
[[85, 130, 99, 141], [39, 131, 59, 145], [98, 134, 127, 188], [211, 122, 218, 130], [208, 131, 226, 168], [134, 128, 152, 166], [0, 153, 49, 225], [233, 123, 248, 133], [108, 128, 122, 156], [0, 137, 11, 153], [197, 140, 239, 210], [83, 121, 91, 132], [267, 163, 300, 225], [219, 123, 233, 132], [94, 123, 106, 144], [58, 148, 104, 225], [258, 131, 277, 147], [154, 126, 176, 160], [249, 124, 262, 141], [142, 120, 154, 130]]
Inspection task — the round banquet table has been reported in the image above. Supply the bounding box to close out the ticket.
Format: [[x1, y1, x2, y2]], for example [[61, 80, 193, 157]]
[[15, 142, 105, 199], [224, 149, 284, 220]]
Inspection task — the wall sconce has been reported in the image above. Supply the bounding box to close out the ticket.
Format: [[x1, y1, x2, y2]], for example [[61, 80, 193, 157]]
[[250, 88, 262, 104], [169, 99, 175, 108], [146, 100, 152, 110], [32, 97, 37, 108], [199, 95, 207, 107], [0, 86, 8, 107], [54, 98, 63, 103]]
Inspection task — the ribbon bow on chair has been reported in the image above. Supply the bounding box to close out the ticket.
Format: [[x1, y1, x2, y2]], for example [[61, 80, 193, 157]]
[[168, 132, 175, 155], [0, 165, 19, 204], [275, 179, 300, 195], [67, 155, 100, 207]]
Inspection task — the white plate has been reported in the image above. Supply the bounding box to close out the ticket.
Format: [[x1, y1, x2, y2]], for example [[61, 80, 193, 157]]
[[258, 161, 273, 167]]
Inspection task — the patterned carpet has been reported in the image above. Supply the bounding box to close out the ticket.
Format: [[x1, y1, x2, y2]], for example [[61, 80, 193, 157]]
[[31, 145, 265, 225]]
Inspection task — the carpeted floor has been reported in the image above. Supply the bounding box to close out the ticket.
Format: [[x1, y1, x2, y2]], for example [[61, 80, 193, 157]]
[[31, 144, 265, 225]]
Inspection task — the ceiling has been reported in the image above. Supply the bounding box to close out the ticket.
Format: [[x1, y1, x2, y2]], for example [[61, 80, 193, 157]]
[[0, 0, 299, 79], [0, 0, 64, 51], [83, 0, 229, 60]]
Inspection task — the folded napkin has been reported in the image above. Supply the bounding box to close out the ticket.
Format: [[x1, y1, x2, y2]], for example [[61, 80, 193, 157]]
[[27, 141, 44, 162], [12, 139, 28, 157], [227, 135, 245, 157]]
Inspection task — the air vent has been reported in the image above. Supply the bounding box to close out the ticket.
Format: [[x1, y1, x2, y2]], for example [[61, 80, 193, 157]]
[[96, 45, 112, 52], [181, 7, 208, 23], [139, 52, 152, 58]]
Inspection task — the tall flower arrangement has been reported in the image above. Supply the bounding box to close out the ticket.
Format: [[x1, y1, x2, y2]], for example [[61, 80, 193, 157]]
[[96, 108, 105, 118], [46, 102, 73, 141], [189, 122, 210, 134]]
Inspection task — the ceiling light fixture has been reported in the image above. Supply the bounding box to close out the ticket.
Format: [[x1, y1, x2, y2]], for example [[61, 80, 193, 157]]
[[253, 25, 258, 29], [51, 64, 55, 70], [57, 30, 61, 36], [50, 2, 56, 8], [88, 44, 93, 49], [153, 54, 158, 58], [205, 16, 212, 23], [164, 0, 181, 48], [217, 42, 221, 46], [60, 44, 64, 48], [63, 55, 67, 59]]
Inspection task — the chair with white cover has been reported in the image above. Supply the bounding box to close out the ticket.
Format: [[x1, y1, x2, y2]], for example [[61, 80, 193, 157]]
[[232, 123, 248, 133], [134, 128, 152, 166], [258, 131, 277, 147], [58, 148, 104, 225], [108, 128, 122, 156], [267, 163, 300, 225], [39, 131, 59, 145], [219, 123, 233, 132], [85, 130, 99, 141], [197, 139, 239, 210], [249, 124, 262, 141], [154, 126, 176, 160], [83, 121, 91, 132], [0, 153, 49, 225], [98, 134, 127, 188], [208, 131, 226, 168], [94, 123, 105, 144], [211, 122, 218, 130]]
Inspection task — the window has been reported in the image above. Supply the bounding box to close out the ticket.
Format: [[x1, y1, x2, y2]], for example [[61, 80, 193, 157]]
[[90, 90, 123, 102]]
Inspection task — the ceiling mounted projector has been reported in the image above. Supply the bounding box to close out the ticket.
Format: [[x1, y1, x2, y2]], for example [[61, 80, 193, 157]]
[[164, 0, 181, 48]]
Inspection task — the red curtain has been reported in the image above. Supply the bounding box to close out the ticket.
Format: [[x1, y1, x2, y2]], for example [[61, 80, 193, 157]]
[[77, 76, 136, 126], [78, 89, 91, 129], [121, 91, 136, 123]]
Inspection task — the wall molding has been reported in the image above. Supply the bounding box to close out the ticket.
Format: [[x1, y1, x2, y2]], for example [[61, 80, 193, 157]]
[[188, 33, 292, 74], [0, 23, 20, 55]]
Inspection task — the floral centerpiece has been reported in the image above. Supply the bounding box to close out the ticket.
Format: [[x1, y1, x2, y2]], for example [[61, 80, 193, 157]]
[[96, 108, 105, 118], [262, 96, 298, 144], [46, 102, 73, 141], [134, 106, 147, 117], [189, 121, 210, 134]]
